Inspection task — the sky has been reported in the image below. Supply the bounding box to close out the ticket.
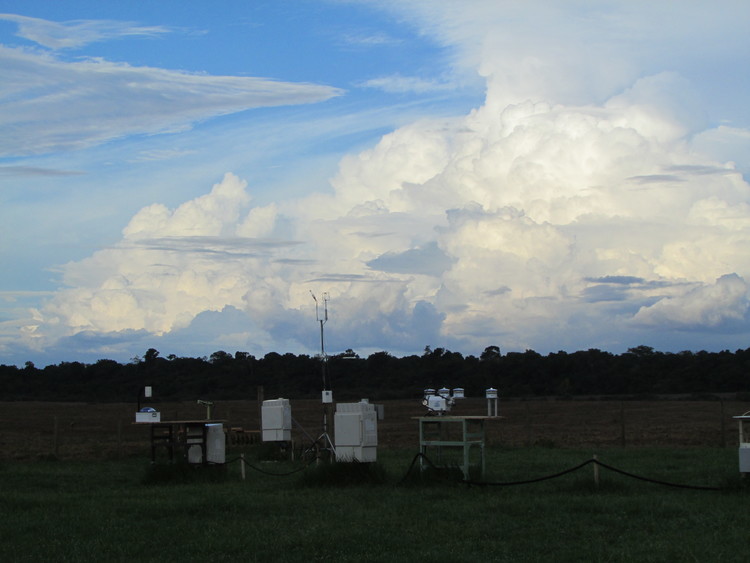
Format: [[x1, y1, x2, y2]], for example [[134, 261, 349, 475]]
[[1, 0, 750, 367]]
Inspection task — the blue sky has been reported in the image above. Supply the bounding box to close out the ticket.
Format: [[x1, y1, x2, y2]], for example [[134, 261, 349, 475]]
[[1, 0, 750, 367]]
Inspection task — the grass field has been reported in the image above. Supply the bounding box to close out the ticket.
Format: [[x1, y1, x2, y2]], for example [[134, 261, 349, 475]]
[[1, 446, 748, 562], [1, 398, 749, 561]]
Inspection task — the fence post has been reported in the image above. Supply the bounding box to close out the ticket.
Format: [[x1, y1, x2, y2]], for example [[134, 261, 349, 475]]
[[257, 386, 264, 432], [620, 402, 626, 447], [53, 416, 59, 458], [240, 453, 246, 481], [593, 454, 599, 488], [525, 401, 532, 446], [117, 419, 123, 458]]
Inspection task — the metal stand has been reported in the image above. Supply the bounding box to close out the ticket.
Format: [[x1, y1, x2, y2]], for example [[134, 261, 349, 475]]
[[416, 416, 489, 480], [307, 402, 336, 461]]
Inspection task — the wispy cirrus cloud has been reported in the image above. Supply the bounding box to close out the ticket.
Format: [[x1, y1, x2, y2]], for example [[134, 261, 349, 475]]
[[340, 31, 402, 47], [360, 73, 455, 94], [0, 13, 172, 50], [0, 165, 84, 176], [0, 43, 343, 157], [129, 148, 198, 163]]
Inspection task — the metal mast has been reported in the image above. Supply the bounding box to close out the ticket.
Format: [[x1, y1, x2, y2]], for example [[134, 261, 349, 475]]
[[311, 291, 329, 390], [310, 291, 334, 460]]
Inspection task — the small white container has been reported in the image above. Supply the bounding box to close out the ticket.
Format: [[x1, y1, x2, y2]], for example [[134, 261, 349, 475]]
[[135, 410, 161, 423]]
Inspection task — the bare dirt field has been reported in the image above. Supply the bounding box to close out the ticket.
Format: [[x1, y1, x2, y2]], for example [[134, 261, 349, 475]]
[[1, 397, 747, 462]]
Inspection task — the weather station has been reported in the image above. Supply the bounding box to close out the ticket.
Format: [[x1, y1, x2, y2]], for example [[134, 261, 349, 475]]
[[134, 386, 226, 465], [415, 387, 496, 480], [257, 292, 380, 464]]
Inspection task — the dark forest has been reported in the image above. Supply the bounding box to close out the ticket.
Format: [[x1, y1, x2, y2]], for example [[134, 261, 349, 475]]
[[2, 344, 750, 403]]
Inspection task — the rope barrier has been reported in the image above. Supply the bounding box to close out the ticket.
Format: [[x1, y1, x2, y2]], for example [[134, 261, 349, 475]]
[[590, 458, 722, 491], [442, 455, 726, 491], [226, 454, 318, 477], [464, 458, 597, 487], [227, 451, 727, 490]]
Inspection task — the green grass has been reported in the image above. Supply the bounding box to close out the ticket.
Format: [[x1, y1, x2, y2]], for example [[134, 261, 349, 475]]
[[0, 447, 748, 562]]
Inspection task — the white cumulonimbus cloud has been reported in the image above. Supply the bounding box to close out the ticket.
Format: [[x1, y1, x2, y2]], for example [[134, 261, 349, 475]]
[[28, 71, 750, 356], [15, 1, 750, 358]]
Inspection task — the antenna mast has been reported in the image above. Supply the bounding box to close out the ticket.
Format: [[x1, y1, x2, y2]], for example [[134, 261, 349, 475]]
[[310, 291, 335, 460]]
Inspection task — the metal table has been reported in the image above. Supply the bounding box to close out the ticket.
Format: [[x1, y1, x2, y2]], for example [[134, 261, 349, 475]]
[[136, 420, 226, 464], [414, 416, 492, 480]]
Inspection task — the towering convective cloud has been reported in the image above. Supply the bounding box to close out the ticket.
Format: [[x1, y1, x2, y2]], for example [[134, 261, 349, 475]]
[[19, 2, 750, 359]]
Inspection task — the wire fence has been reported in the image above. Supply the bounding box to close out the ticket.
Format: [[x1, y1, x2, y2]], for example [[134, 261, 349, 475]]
[[1, 398, 746, 461]]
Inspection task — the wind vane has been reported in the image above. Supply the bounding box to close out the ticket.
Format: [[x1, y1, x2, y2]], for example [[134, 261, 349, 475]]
[[310, 291, 330, 390]]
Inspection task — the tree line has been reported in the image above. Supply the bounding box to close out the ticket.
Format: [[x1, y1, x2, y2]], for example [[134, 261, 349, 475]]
[[1, 345, 749, 403]]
